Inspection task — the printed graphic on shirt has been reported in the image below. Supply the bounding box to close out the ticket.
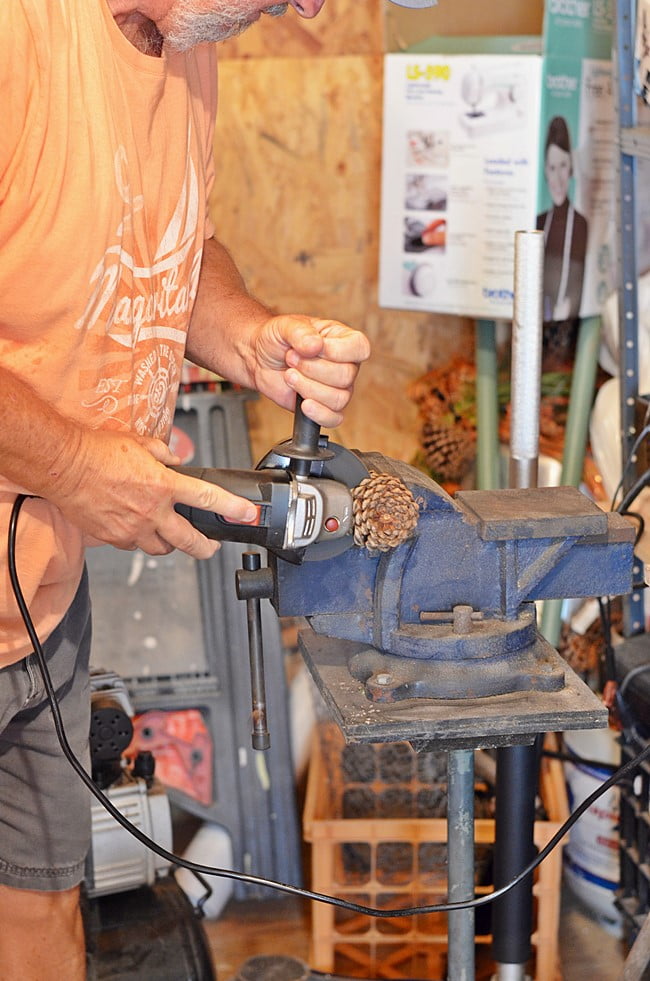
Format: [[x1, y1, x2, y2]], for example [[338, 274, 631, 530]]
[[132, 343, 180, 437], [76, 131, 204, 438]]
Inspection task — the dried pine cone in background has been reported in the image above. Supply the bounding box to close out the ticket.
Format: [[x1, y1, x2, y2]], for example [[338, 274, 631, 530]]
[[420, 418, 476, 485], [498, 374, 571, 463], [409, 359, 574, 490], [558, 598, 622, 688], [407, 358, 478, 489], [407, 357, 477, 419], [559, 620, 601, 677], [352, 471, 420, 551]]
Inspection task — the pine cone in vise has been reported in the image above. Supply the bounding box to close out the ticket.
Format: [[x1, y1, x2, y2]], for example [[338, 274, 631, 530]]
[[351, 471, 420, 552]]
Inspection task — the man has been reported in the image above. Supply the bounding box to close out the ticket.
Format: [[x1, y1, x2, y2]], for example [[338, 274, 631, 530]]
[[0, 0, 370, 976]]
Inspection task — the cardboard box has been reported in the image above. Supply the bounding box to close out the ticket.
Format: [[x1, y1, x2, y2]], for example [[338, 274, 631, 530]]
[[378, 5, 617, 321]]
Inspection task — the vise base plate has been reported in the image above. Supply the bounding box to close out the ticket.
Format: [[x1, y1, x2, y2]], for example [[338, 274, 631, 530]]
[[299, 626, 607, 750]]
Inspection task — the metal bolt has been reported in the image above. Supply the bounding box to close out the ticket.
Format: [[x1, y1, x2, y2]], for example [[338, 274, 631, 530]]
[[375, 673, 393, 686], [453, 605, 474, 634]]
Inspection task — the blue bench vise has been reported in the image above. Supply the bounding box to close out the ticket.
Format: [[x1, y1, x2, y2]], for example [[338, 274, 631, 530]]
[[264, 450, 634, 747]]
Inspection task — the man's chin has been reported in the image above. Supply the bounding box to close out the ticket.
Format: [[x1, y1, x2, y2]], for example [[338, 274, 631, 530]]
[[164, 1, 288, 51], [165, 19, 250, 49]]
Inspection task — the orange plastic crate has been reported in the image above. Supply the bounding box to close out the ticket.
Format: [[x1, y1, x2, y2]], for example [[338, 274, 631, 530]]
[[304, 724, 568, 980]]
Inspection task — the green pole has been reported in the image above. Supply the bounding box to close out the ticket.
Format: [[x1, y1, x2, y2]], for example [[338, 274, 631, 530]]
[[476, 319, 501, 491], [540, 316, 602, 646]]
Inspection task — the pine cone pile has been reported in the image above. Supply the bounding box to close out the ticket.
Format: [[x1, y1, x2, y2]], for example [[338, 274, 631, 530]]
[[407, 358, 478, 488], [352, 471, 420, 551]]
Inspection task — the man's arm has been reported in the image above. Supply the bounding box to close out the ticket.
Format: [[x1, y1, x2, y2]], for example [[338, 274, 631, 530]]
[[185, 238, 371, 427], [0, 366, 257, 557], [0, 243, 369, 560]]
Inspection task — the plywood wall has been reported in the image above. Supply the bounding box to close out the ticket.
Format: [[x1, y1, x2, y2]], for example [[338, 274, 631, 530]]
[[385, 0, 544, 53], [209, 0, 476, 464]]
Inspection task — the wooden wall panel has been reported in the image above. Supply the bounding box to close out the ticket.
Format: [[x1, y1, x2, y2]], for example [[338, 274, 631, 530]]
[[216, 0, 545, 61], [216, 0, 383, 59], [211, 56, 382, 328], [385, 0, 544, 53], [209, 29, 475, 464]]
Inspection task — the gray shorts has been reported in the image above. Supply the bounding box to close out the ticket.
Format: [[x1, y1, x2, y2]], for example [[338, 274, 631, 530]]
[[0, 568, 92, 891]]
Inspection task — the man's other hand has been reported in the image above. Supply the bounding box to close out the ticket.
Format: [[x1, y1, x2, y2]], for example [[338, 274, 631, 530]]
[[250, 315, 370, 428]]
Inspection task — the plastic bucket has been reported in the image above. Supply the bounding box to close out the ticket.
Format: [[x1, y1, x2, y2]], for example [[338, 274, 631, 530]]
[[563, 727, 621, 933]]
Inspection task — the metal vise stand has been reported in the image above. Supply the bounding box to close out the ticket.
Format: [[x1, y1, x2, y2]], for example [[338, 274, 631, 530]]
[[261, 453, 634, 978]]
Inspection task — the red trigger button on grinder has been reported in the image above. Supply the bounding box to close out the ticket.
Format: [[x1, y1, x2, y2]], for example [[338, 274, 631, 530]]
[[324, 516, 340, 533]]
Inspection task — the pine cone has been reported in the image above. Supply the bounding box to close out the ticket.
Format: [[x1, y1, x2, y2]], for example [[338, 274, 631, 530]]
[[407, 359, 478, 488], [407, 358, 477, 424], [352, 472, 420, 551], [559, 623, 601, 676], [558, 598, 622, 683], [444, 359, 477, 411], [420, 418, 476, 483]]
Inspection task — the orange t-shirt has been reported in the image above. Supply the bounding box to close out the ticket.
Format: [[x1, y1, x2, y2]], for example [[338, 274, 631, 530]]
[[0, 0, 218, 663]]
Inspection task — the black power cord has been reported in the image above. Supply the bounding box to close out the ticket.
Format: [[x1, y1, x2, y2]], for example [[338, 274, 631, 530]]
[[610, 419, 650, 511], [7, 493, 650, 918]]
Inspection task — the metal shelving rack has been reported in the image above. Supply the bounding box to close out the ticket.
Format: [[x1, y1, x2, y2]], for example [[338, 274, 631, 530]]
[[614, 9, 650, 973], [615, 0, 648, 635]]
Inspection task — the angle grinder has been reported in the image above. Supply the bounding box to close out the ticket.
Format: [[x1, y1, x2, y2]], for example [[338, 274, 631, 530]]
[[173, 396, 419, 561]]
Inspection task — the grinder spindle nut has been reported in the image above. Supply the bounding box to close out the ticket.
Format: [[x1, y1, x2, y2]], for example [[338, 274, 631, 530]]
[[351, 471, 420, 551]]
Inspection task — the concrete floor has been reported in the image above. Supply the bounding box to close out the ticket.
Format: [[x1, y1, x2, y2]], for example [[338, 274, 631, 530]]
[[559, 886, 627, 980]]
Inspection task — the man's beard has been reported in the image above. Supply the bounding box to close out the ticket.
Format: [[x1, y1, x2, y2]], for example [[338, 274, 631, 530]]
[[165, 0, 288, 49]]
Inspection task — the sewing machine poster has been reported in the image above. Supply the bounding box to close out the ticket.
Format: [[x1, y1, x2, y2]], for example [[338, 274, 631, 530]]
[[378, 51, 543, 319]]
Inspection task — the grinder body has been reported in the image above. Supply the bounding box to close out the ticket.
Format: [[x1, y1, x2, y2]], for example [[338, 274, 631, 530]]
[[174, 465, 354, 553]]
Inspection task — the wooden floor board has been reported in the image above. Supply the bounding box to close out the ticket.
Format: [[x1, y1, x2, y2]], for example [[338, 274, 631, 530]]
[[201, 888, 628, 981], [203, 896, 310, 980]]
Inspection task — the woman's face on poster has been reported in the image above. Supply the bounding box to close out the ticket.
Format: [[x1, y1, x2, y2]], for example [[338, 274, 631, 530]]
[[544, 143, 572, 207]]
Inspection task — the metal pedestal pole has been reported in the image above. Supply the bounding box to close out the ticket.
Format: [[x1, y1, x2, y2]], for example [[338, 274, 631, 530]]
[[493, 231, 543, 979], [447, 749, 476, 980], [492, 743, 538, 980]]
